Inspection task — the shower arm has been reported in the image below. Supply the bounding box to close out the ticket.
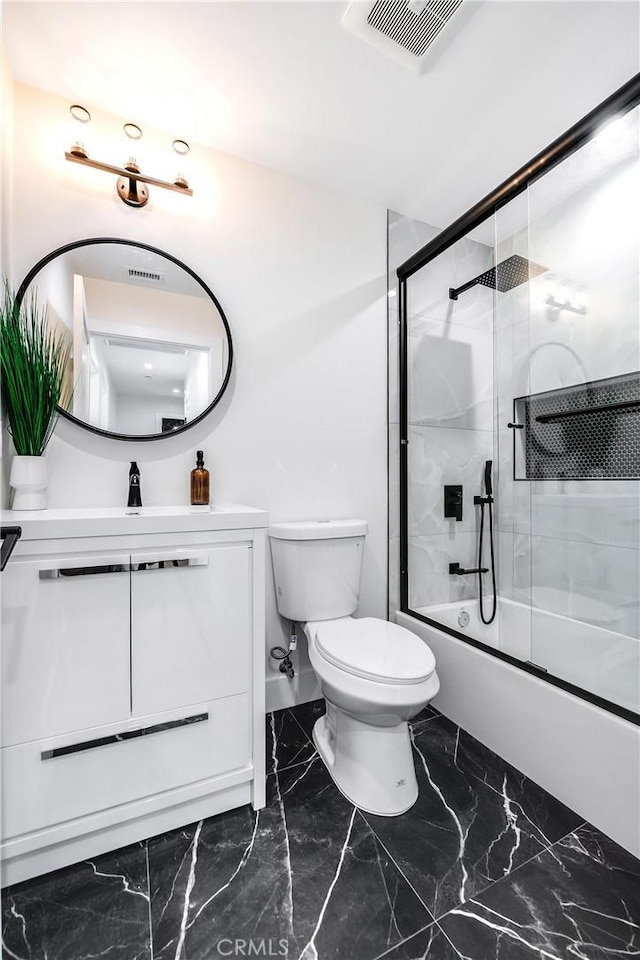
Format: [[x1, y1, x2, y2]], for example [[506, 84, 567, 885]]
[[448, 278, 479, 301]]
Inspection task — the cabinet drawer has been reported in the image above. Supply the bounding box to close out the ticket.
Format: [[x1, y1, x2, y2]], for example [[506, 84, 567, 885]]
[[131, 544, 251, 715], [1, 554, 131, 747], [1, 695, 250, 841]]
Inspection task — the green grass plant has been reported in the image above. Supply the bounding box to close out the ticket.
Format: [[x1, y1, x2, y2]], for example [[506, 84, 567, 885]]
[[1, 281, 72, 456]]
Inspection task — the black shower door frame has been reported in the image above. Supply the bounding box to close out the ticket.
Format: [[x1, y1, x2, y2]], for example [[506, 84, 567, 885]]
[[396, 71, 640, 727]]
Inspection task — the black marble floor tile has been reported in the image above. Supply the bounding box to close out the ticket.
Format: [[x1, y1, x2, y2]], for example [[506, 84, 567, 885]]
[[147, 756, 434, 959], [454, 726, 583, 847], [289, 697, 326, 739], [1, 843, 151, 960], [266, 707, 316, 774], [374, 922, 462, 959], [362, 715, 582, 920], [439, 823, 640, 959]]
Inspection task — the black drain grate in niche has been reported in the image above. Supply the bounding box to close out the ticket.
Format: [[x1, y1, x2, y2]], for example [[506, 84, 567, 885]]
[[514, 370, 640, 480]]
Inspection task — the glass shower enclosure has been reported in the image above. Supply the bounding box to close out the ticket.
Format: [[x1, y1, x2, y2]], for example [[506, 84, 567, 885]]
[[394, 73, 640, 723]]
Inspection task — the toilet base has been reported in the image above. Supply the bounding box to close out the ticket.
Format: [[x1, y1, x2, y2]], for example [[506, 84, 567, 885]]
[[312, 704, 418, 817]]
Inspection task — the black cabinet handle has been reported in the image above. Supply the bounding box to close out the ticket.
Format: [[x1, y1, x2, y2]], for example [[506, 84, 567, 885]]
[[1, 526, 22, 572]]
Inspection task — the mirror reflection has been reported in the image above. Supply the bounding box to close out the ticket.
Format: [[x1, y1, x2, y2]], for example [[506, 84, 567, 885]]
[[20, 241, 231, 438]]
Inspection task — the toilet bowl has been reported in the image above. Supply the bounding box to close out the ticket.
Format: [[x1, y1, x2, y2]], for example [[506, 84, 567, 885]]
[[306, 616, 439, 815], [269, 520, 440, 816]]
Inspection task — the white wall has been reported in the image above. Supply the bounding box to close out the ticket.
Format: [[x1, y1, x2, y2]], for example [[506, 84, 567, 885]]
[[113, 393, 185, 437], [6, 83, 388, 704], [83, 278, 225, 340]]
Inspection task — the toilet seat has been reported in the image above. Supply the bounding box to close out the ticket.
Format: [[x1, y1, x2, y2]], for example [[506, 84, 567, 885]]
[[306, 617, 435, 685]]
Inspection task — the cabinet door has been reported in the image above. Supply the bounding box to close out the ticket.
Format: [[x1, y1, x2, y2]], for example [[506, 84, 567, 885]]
[[131, 544, 251, 716], [1, 554, 131, 747]]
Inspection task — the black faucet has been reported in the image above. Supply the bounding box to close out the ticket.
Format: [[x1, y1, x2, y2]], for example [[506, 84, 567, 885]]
[[128, 461, 142, 509], [449, 562, 489, 576]]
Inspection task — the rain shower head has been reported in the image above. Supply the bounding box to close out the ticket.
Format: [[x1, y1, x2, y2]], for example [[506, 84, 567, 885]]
[[449, 254, 548, 301]]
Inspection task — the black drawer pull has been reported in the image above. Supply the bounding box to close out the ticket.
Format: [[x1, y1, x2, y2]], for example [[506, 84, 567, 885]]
[[41, 712, 209, 760]]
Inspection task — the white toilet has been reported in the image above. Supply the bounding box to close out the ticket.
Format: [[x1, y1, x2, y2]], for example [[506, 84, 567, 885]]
[[269, 519, 439, 816]]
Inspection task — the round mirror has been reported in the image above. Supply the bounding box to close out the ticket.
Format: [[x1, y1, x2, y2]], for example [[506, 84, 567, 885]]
[[16, 238, 233, 440]]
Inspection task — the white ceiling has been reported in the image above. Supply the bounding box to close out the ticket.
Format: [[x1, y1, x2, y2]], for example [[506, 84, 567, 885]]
[[3, 1, 639, 229]]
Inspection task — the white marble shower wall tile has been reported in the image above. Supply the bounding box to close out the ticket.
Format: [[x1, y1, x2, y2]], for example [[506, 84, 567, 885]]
[[498, 531, 532, 603], [407, 425, 493, 537], [526, 286, 640, 395], [498, 277, 639, 416], [409, 533, 480, 608], [408, 316, 494, 431], [496, 445, 531, 535], [497, 319, 530, 422], [494, 271, 531, 332], [514, 534, 640, 639], [406, 236, 494, 331], [530, 487, 640, 549]]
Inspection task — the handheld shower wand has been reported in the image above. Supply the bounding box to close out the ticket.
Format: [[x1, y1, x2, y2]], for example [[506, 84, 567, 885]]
[[475, 460, 497, 624], [484, 460, 493, 499]]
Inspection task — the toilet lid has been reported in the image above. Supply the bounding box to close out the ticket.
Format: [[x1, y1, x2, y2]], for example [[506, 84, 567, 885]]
[[311, 617, 436, 685]]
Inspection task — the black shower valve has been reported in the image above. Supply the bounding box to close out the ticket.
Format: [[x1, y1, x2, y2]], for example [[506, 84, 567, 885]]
[[444, 485, 463, 522]]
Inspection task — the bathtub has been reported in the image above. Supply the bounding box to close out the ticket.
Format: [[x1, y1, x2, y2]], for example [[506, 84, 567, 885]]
[[418, 596, 639, 714], [397, 603, 640, 859]]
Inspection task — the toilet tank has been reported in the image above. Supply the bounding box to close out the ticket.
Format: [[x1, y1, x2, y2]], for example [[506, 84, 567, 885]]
[[269, 519, 368, 622]]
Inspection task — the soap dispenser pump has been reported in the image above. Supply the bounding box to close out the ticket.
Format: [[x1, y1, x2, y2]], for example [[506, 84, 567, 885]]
[[127, 461, 142, 510], [190, 450, 210, 506]]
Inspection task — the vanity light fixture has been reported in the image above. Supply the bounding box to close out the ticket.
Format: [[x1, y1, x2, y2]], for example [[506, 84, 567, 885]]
[[65, 104, 193, 208]]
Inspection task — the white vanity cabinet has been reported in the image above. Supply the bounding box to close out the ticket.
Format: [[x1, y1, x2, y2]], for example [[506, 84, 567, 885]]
[[1, 551, 132, 747], [0, 506, 267, 887], [130, 542, 251, 716]]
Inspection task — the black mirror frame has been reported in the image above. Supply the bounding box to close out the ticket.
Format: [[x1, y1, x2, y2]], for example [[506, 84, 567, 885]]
[[16, 237, 234, 442]]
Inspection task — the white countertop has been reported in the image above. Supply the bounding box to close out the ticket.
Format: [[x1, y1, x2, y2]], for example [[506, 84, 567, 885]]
[[0, 504, 269, 540]]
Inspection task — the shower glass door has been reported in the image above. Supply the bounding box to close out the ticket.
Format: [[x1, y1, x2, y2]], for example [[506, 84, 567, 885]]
[[523, 104, 640, 715], [404, 228, 499, 646], [493, 190, 534, 664]]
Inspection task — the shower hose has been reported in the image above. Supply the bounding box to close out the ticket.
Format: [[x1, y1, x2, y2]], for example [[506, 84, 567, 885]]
[[478, 497, 497, 625]]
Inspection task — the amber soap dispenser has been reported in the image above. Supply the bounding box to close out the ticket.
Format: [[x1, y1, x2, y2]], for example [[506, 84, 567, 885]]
[[190, 450, 210, 506]]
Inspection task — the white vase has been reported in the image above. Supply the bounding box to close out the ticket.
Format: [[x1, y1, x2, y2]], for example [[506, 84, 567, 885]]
[[10, 455, 48, 510]]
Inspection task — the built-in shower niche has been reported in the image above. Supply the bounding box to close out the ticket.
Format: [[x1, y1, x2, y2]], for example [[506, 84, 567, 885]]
[[513, 370, 640, 480]]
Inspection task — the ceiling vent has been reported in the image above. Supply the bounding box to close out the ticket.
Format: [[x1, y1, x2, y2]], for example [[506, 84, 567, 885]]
[[126, 267, 164, 284], [343, 0, 465, 72]]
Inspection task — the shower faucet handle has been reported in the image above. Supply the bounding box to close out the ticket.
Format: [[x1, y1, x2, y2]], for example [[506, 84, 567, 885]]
[[444, 485, 463, 522], [449, 562, 489, 576]]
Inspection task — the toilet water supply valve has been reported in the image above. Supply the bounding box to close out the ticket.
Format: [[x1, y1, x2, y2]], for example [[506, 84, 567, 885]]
[[270, 622, 297, 679]]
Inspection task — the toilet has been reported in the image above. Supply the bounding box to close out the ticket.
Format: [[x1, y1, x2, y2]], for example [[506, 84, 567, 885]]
[[269, 519, 439, 816]]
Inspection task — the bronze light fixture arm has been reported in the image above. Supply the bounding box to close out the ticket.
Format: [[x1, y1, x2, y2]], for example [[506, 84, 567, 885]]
[[65, 152, 193, 196]]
